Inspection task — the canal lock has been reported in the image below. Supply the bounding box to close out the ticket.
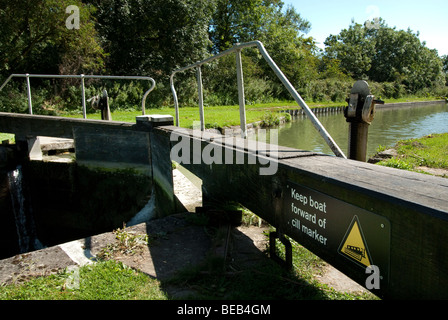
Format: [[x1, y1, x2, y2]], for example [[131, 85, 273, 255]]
[[0, 140, 152, 260]]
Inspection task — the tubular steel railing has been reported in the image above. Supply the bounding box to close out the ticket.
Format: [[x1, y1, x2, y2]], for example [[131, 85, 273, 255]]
[[0, 74, 156, 119], [170, 41, 346, 158]]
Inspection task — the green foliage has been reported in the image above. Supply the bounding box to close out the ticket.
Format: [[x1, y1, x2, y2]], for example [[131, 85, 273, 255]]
[[260, 112, 281, 127], [208, 0, 320, 99], [442, 55, 448, 86], [323, 19, 445, 94], [98, 227, 150, 260], [395, 134, 448, 169], [209, 0, 310, 53], [297, 78, 353, 102], [0, 0, 105, 77], [85, 0, 213, 77], [324, 21, 375, 80]]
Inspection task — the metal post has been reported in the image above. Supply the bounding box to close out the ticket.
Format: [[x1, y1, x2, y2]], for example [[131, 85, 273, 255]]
[[269, 231, 292, 269], [170, 74, 180, 126], [347, 121, 370, 161], [25, 74, 33, 115], [235, 48, 247, 139], [344, 80, 383, 161], [197, 66, 205, 131], [80, 74, 87, 119]]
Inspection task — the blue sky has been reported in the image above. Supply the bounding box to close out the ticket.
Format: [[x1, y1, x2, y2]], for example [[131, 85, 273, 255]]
[[283, 0, 448, 56]]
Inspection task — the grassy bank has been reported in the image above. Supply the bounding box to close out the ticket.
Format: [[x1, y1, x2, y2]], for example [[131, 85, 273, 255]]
[[64, 100, 300, 128], [63, 96, 444, 129], [0, 259, 168, 300], [0, 96, 443, 136], [374, 133, 448, 177]]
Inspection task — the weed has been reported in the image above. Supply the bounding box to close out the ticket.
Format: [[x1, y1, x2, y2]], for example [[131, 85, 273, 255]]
[[377, 157, 414, 170], [260, 112, 280, 127], [97, 226, 150, 260]]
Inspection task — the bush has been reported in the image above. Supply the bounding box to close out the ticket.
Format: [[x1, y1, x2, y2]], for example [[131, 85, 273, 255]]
[[0, 82, 58, 115], [297, 78, 353, 103], [260, 112, 280, 127], [0, 83, 30, 113]]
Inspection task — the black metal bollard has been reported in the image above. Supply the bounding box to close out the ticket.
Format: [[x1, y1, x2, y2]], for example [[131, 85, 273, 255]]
[[344, 81, 383, 162]]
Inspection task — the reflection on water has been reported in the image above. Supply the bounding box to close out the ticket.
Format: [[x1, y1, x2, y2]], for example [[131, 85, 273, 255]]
[[249, 103, 448, 157]]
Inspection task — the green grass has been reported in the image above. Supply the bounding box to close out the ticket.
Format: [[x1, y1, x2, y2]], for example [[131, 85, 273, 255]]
[[1, 243, 373, 300], [381, 96, 444, 104], [1, 96, 443, 133], [61, 95, 443, 129], [65, 101, 301, 128], [0, 260, 168, 300], [62, 99, 347, 129], [376, 133, 448, 175], [0, 132, 14, 143]]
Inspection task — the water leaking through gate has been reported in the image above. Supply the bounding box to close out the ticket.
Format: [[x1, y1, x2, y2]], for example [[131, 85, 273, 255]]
[[4, 165, 42, 256]]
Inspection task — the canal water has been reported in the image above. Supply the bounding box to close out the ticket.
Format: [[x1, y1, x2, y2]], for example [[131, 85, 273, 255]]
[[251, 103, 448, 158]]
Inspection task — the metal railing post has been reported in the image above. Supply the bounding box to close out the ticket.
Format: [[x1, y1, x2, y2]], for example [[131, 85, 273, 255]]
[[141, 77, 156, 115], [235, 48, 247, 139], [25, 74, 33, 115], [80, 74, 87, 119], [197, 66, 205, 131], [170, 74, 180, 126]]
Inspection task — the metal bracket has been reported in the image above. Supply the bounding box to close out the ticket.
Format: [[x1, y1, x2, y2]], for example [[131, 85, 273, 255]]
[[345, 80, 384, 125], [269, 231, 292, 269], [346, 93, 359, 118], [362, 95, 376, 124]]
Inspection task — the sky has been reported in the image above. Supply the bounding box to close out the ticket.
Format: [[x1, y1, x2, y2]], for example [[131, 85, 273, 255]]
[[283, 0, 448, 56]]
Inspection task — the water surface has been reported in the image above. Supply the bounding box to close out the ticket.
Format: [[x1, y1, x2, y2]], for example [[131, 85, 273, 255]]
[[251, 103, 448, 157]]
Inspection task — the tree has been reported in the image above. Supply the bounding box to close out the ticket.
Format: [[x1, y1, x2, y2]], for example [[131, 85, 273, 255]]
[[85, 0, 214, 78], [323, 20, 376, 79], [369, 27, 443, 91], [208, 0, 317, 98], [209, 0, 310, 52], [0, 0, 105, 78], [442, 55, 448, 85], [324, 20, 445, 92]]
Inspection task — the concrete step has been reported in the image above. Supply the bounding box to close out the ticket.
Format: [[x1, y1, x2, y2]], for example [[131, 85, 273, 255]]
[[38, 136, 74, 153]]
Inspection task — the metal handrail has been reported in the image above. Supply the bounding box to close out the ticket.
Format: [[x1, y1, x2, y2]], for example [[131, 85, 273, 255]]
[[0, 74, 156, 118], [170, 40, 346, 158]]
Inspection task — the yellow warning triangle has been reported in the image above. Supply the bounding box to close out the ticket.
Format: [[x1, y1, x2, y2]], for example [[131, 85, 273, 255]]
[[339, 216, 372, 267]]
